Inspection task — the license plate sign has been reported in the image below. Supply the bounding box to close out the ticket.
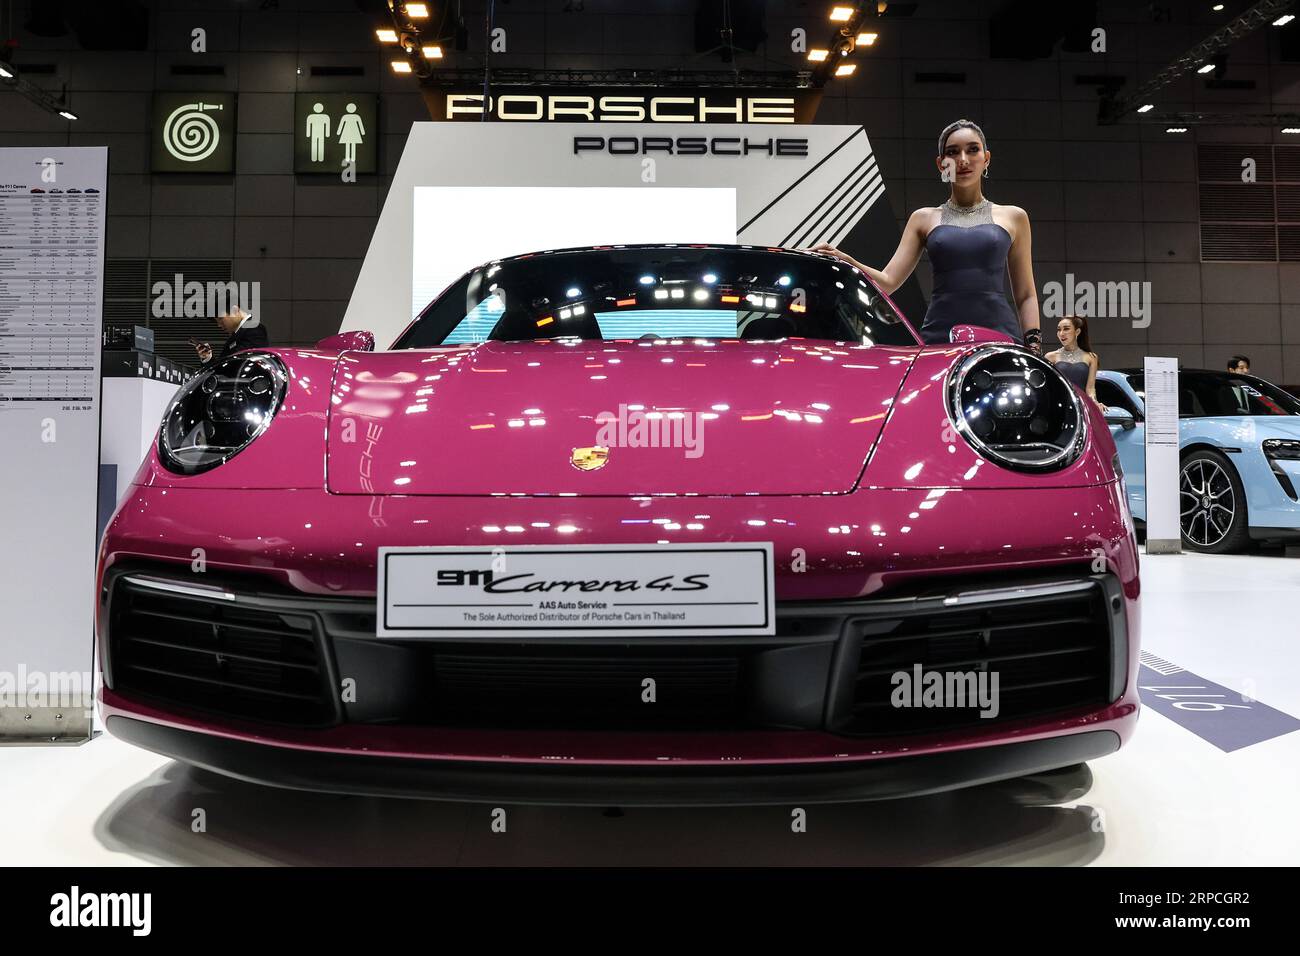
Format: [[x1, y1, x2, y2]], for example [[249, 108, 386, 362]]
[[377, 543, 774, 637]]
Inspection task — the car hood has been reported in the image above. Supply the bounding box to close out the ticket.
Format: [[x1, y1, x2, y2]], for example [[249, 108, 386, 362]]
[[325, 339, 918, 495]]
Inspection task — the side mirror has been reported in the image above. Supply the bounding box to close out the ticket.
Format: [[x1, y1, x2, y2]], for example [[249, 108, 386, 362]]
[[1104, 406, 1136, 431], [949, 324, 1016, 345], [315, 330, 375, 353]]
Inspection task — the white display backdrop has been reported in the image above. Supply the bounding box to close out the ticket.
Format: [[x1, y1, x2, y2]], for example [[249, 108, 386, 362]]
[[411, 186, 736, 317], [1144, 356, 1182, 554], [0, 147, 108, 740], [343, 123, 898, 346], [100, 378, 179, 503]]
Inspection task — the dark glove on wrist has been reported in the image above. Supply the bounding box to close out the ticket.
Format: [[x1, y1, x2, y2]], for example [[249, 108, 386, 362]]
[[1023, 328, 1042, 355]]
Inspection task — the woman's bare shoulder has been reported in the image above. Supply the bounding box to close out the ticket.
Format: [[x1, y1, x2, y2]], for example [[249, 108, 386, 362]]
[[993, 203, 1030, 223], [907, 206, 942, 232]]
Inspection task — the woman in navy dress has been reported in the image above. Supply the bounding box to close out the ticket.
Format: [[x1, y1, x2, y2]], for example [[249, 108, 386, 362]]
[[813, 119, 1043, 354], [1046, 314, 1105, 410]]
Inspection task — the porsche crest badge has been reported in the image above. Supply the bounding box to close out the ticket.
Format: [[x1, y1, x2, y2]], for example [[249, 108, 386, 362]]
[[570, 445, 610, 471]]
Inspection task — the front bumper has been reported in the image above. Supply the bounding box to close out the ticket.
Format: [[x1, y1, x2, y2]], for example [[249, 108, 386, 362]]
[[98, 482, 1140, 804], [98, 561, 1139, 804]]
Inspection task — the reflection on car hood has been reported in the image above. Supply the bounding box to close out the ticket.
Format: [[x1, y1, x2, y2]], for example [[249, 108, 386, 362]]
[[326, 338, 918, 496]]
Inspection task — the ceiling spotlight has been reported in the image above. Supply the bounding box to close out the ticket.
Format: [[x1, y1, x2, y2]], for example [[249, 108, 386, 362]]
[[1275, 14, 1296, 26], [58, 109, 77, 120], [1137, 103, 1154, 112], [405, 3, 431, 18], [830, 5, 854, 21], [1284, 128, 1300, 134], [0, 66, 12, 79], [421, 44, 443, 58], [375, 28, 398, 43], [1166, 127, 1188, 133], [808, 48, 829, 61], [856, 32, 878, 46], [835, 62, 857, 77], [390, 59, 412, 74], [1197, 63, 1214, 73], [1212, 3, 1224, 9]]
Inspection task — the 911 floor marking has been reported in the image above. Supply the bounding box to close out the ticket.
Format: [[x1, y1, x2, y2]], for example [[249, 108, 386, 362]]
[[1136, 652, 1300, 752]]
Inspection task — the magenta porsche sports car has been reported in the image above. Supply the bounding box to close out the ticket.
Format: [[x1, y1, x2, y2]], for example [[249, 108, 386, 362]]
[[97, 244, 1139, 805]]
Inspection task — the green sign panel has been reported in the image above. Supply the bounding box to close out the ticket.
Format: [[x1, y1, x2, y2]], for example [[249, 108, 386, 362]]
[[151, 92, 237, 173], [294, 94, 377, 175]]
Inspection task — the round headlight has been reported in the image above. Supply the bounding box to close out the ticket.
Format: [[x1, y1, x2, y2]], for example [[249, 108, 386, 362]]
[[159, 352, 288, 475], [947, 346, 1086, 471]]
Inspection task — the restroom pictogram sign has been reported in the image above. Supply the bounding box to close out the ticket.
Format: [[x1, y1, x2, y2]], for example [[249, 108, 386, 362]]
[[294, 94, 378, 175]]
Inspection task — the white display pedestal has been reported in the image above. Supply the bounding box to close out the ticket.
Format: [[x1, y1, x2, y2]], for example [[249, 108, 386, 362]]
[[1, 147, 108, 743], [1143, 357, 1182, 554], [100, 377, 178, 503]]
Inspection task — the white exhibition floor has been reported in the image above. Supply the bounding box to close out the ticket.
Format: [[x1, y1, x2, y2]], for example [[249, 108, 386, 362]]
[[2, 548, 1298, 867]]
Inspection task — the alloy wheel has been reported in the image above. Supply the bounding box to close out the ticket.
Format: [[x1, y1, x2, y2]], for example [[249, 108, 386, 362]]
[[1179, 458, 1235, 548]]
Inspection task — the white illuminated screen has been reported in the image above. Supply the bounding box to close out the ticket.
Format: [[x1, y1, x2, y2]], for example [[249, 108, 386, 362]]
[[410, 186, 736, 317]]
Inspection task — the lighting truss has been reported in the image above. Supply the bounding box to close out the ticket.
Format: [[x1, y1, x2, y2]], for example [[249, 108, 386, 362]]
[[416, 67, 814, 90], [1132, 110, 1300, 127], [1100, 0, 1297, 125], [0, 67, 76, 119]]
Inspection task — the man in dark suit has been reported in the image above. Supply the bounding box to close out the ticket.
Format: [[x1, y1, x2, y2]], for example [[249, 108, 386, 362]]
[[1225, 355, 1252, 414], [192, 307, 269, 366]]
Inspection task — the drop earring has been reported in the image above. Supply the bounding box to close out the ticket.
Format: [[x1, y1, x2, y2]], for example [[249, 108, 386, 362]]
[[983, 167, 990, 178]]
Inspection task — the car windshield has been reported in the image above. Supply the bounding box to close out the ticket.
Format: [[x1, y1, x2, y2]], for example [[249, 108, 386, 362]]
[[1128, 371, 1300, 417], [392, 246, 918, 349]]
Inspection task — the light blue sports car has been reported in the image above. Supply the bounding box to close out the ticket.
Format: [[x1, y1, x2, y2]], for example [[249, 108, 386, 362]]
[[1096, 368, 1300, 553]]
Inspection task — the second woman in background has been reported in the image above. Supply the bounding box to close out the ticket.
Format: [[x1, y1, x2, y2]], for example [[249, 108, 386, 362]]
[[1046, 314, 1105, 410]]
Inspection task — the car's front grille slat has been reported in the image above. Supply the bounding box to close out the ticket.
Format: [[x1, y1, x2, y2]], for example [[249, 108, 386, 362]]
[[854, 642, 1097, 678], [132, 606, 315, 640], [869, 612, 1095, 645], [123, 634, 323, 673], [121, 663, 326, 702]]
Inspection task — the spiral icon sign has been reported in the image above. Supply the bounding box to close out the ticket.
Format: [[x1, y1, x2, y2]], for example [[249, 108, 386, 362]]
[[162, 102, 223, 163]]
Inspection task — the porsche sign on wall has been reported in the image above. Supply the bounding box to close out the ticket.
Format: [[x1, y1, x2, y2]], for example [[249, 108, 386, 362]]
[[420, 87, 823, 123]]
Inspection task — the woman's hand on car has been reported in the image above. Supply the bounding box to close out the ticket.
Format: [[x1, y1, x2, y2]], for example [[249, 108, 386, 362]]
[[810, 242, 852, 263]]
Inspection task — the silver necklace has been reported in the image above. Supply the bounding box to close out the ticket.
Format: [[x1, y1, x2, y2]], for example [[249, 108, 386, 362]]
[[939, 198, 992, 227], [1058, 345, 1086, 363]]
